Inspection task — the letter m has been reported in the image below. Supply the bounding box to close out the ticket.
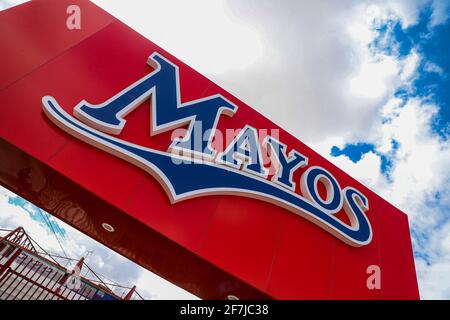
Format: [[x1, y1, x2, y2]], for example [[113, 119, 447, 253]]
[[73, 52, 237, 158]]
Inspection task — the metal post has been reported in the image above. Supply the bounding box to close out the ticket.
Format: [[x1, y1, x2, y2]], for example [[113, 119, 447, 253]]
[[0, 248, 22, 279], [123, 285, 136, 300]]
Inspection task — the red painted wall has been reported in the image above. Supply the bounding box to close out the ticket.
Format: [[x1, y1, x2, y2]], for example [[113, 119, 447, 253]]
[[0, 0, 419, 299]]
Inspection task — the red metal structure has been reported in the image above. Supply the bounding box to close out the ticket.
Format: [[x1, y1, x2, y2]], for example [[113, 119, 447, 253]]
[[0, 227, 143, 300], [0, 0, 419, 299]]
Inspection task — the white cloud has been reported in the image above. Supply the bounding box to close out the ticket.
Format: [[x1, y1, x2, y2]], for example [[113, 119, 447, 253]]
[[88, 0, 446, 148], [400, 50, 420, 81], [429, 0, 450, 27], [350, 54, 399, 99], [378, 0, 427, 29], [377, 100, 449, 213], [91, 0, 263, 75], [328, 151, 387, 189], [415, 218, 450, 299], [134, 266, 200, 300], [0, 188, 64, 254], [424, 61, 444, 75], [0, 0, 27, 11]]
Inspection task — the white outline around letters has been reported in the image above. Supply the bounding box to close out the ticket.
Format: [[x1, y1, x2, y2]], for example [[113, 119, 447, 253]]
[[41, 53, 373, 247]]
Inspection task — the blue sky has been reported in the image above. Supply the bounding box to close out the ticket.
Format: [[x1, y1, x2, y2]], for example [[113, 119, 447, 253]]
[[7, 196, 66, 237], [1, 0, 450, 299], [335, 3, 450, 166], [331, 2, 450, 184], [391, 6, 450, 134]]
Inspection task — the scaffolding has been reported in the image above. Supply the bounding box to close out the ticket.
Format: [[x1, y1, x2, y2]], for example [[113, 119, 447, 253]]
[[0, 227, 144, 300]]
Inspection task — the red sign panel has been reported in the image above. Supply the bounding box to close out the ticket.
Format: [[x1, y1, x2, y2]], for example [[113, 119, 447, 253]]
[[0, 0, 419, 299]]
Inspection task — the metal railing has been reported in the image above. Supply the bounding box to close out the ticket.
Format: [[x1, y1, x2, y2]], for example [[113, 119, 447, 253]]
[[0, 227, 143, 300]]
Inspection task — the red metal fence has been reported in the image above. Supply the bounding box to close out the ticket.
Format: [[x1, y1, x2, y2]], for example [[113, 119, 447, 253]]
[[0, 227, 141, 300]]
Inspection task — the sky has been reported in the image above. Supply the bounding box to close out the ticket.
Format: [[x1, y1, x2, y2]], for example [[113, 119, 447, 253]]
[[1, 0, 450, 299]]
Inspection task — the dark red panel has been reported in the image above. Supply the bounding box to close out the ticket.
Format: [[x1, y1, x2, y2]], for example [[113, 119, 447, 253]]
[[0, 0, 115, 89], [376, 196, 420, 299], [266, 213, 334, 299]]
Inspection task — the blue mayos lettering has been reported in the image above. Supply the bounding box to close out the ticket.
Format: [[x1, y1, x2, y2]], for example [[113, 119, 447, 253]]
[[41, 52, 372, 247]]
